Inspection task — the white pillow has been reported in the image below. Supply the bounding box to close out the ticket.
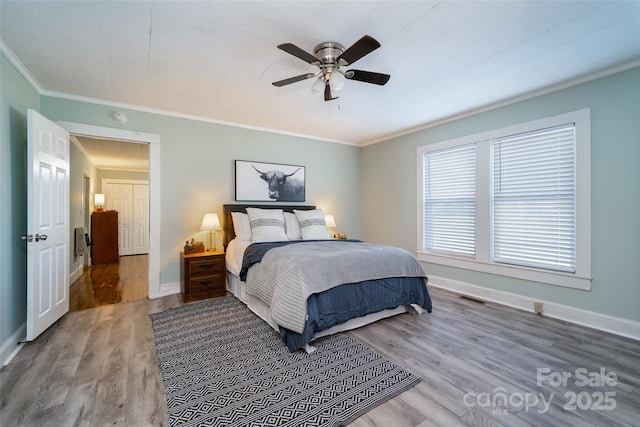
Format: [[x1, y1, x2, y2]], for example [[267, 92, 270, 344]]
[[284, 212, 302, 240], [294, 209, 330, 240], [246, 208, 288, 242], [231, 212, 252, 241]]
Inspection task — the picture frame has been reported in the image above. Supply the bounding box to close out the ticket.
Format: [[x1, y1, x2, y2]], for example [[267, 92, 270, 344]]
[[235, 160, 306, 202]]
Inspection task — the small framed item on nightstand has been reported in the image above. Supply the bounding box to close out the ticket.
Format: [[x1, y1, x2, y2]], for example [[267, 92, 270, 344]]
[[180, 250, 226, 302]]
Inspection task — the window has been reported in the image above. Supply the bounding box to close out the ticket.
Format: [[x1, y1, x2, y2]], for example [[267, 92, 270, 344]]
[[417, 110, 591, 290], [491, 124, 576, 273], [423, 144, 476, 257]]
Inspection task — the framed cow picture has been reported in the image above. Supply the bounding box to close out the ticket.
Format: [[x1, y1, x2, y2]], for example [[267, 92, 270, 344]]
[[235, 160, 306, 202]]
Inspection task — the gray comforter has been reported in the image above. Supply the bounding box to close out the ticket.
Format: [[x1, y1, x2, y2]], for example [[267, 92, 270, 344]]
[[244, 240, 428, 334]]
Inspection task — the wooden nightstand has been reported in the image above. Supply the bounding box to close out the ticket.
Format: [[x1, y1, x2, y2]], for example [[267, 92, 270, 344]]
[[180, 250, 226, 302]]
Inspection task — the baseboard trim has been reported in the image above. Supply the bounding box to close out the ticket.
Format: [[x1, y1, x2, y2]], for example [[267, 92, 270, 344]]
[[149, 282, 180, 299], [1, 323, 26, 366], [428, 275, 640, 342], [69, 265, 81, 284]]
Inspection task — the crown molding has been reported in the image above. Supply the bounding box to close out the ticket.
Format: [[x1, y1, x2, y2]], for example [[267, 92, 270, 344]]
[[0, 37, 44, 94], [362, 59, 640, 146], [41, 88, 356, 146]]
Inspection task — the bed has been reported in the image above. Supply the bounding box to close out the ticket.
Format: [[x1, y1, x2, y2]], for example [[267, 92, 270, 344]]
[[223, 204, 432, 352]]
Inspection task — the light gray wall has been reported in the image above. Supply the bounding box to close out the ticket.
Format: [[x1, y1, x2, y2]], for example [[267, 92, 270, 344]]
[[362, 67, 640, 323], [40, 97, 362, 287], [0, 54, 40, 346]]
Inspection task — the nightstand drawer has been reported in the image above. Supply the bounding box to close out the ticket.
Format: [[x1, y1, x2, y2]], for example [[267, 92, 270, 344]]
[[189, 257, 225, 277], [187, 274, 225, 294]]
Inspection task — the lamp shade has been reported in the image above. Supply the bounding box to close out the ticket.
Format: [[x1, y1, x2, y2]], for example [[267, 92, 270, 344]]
[[200, 213, 222, 231], [94, 193, 105, 206], [324, 215, 336, 228]]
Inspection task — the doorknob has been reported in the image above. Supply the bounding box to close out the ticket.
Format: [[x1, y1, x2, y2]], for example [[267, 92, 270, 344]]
[[21, 235, 33, 242], [35, 234, 48, 241]]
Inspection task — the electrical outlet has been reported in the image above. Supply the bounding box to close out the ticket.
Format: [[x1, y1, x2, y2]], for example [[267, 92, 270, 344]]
[[534, 302, 543, 315]]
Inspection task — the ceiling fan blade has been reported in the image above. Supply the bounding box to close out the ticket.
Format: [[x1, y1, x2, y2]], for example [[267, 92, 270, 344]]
[[272, 73, 316, 87], [337, 35, 381, 65], [345, 69, 390, 86], [277, 43, 320, 65]]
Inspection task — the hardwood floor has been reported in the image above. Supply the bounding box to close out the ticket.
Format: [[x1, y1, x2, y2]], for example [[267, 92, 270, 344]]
[[1, 287, 638, 426], [69, 255, 148, 312]]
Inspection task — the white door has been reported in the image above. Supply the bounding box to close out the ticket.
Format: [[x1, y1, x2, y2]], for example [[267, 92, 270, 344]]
[[118, 184, 133, 256], [105, 182, 132, 255], [26, 109, 70, 341], [133, 184, 149, 254], [104, 182, 120, 212]]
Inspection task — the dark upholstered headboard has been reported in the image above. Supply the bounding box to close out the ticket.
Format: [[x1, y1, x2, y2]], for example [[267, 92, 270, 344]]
[[222, 204, 316, 249]]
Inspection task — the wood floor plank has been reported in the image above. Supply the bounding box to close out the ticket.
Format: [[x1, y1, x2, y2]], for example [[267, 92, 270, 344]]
[[124, 351, 167, 427], [89, 341, 129, 426], [72, 318, 113, 387], [56, 380, 99, 427]]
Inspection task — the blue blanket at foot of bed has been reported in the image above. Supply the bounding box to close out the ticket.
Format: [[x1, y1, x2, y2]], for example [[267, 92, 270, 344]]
[[279, 276, 432, 351]]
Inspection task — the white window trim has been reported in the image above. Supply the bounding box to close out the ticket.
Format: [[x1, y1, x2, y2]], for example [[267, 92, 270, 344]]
[[417, 109, 591, 290]]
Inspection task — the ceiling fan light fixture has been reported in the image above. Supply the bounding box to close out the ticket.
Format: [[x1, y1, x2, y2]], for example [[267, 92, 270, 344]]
[[311, 77, 325, 93], [329, 71, 345, 92]]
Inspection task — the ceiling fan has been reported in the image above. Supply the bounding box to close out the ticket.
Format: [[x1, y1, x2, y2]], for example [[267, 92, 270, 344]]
[[272, 35, 391, 101]]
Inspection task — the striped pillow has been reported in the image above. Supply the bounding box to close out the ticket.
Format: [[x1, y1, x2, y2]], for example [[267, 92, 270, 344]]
[[294, 209, 330, 240], [246, 208, 287, 242]]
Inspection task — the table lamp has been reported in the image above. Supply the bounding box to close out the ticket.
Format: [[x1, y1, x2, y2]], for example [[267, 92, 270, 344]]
[[94, 193, 105, 211], [325, 214, 336, 237], [200, 213, 222, 251]]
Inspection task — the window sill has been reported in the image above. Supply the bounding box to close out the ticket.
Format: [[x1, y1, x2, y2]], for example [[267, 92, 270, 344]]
[[417, 252, 591, 290]]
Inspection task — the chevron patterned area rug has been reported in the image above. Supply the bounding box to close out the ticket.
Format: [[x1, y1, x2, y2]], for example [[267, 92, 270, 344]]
[[150, 296, 420, 427]]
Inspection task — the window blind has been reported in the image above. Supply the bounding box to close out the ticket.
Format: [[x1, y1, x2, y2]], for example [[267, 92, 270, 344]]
[[423, 144, 476, 257], [491, 124, 576, 272]]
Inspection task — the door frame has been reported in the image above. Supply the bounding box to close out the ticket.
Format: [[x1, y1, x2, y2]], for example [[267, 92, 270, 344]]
[[58, 122, 164, 298]]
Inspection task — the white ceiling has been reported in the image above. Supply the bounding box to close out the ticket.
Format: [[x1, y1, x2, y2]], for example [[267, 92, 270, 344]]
[[1, 1, 639, 146], [72, 135, 149, 171]]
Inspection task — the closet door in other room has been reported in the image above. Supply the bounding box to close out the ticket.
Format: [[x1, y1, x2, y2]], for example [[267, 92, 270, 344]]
[[133, 184, 149, 254], [104, 181, 148, 255]]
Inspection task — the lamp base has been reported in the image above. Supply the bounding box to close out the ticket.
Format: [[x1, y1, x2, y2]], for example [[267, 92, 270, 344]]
[[206, 231, 218, 251]]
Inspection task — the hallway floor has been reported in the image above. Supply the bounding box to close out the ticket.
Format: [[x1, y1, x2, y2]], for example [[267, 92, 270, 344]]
[[69, 254, 148, 312]]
